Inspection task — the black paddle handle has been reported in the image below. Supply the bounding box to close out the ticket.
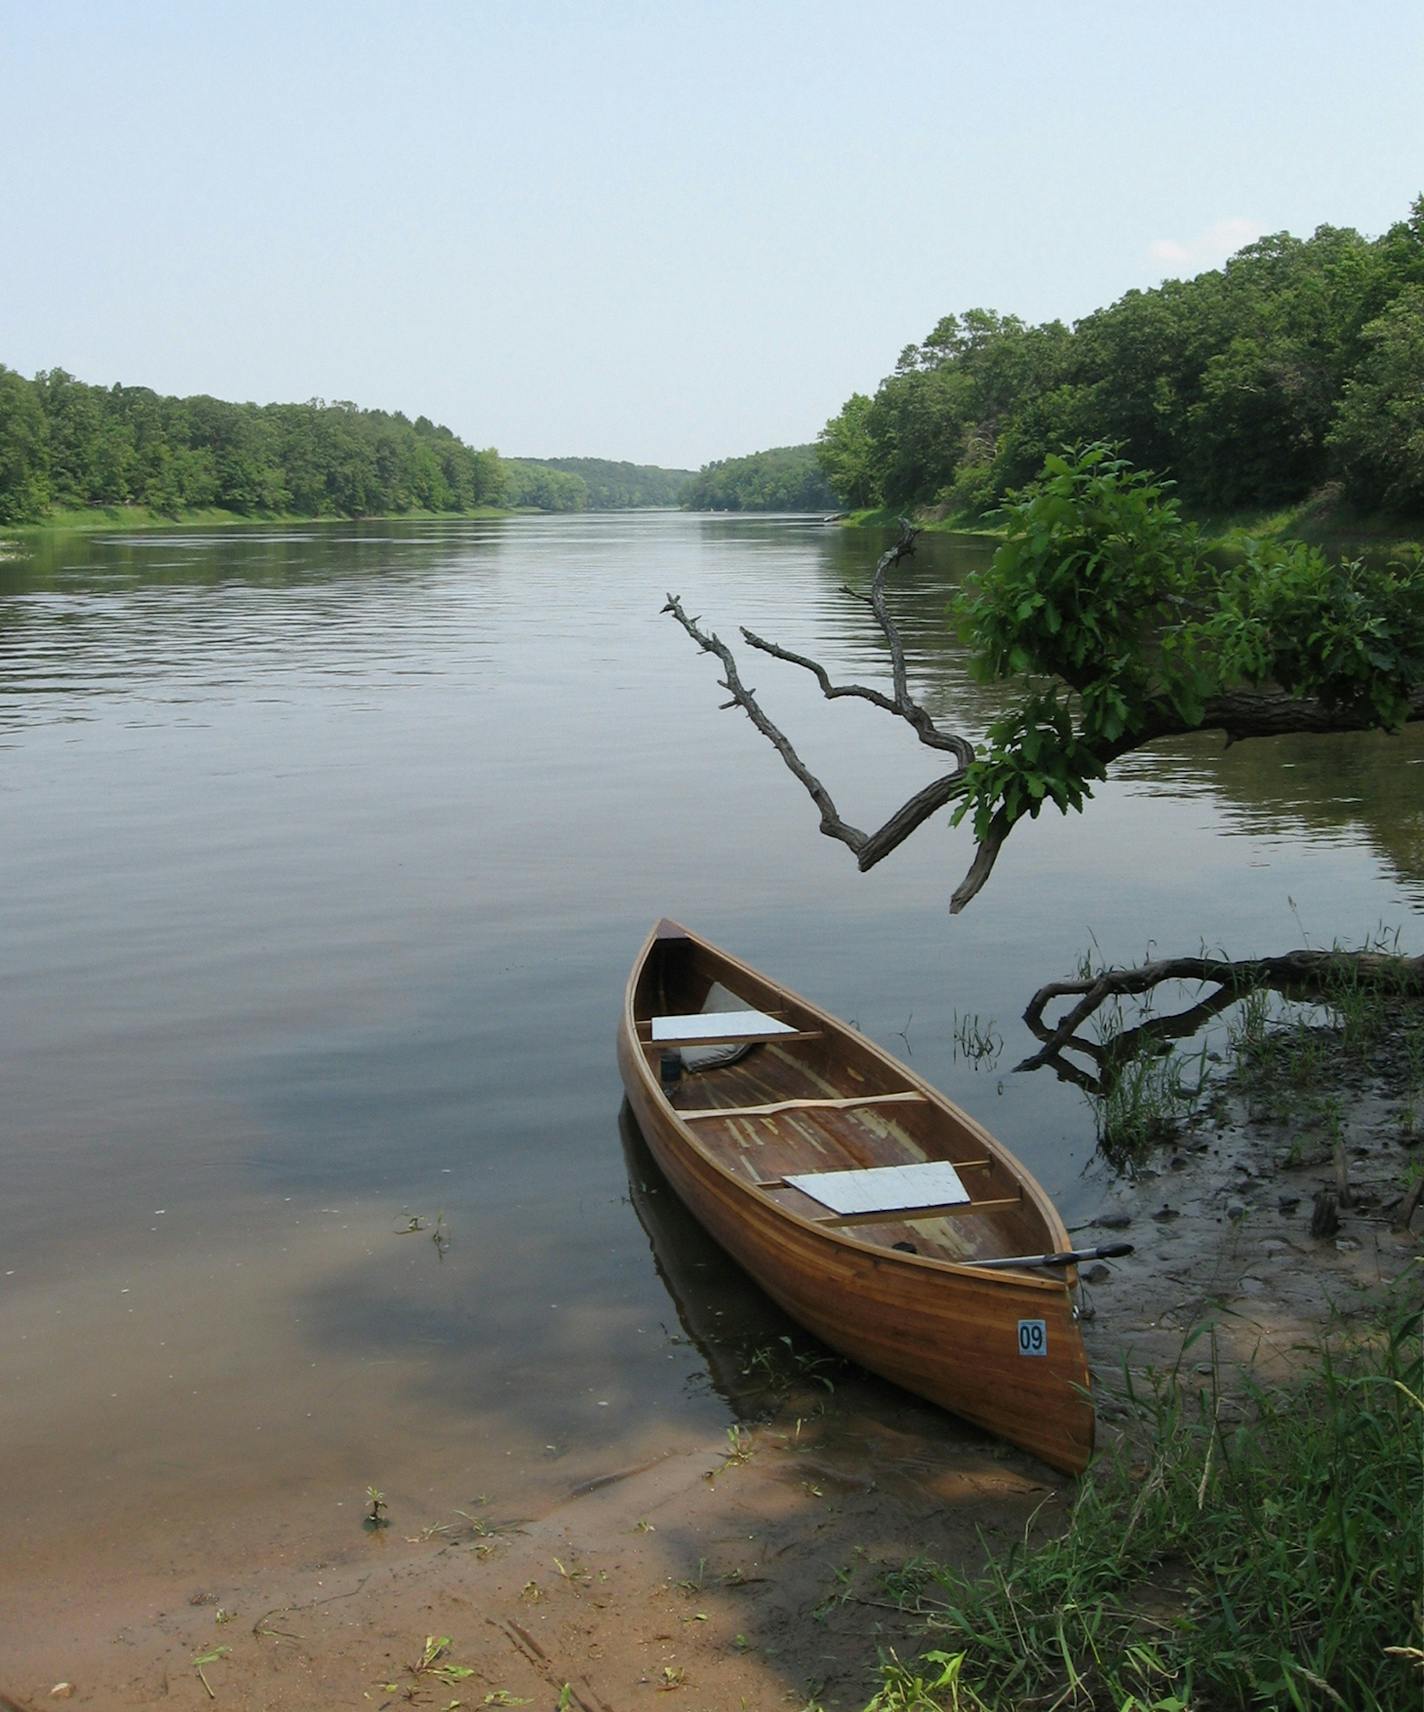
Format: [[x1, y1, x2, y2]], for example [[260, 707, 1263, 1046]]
[[963, 1241, 1134, 1272]]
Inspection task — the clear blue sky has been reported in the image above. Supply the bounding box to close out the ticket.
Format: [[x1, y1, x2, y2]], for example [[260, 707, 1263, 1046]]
[[2, 0, 1420, 469]]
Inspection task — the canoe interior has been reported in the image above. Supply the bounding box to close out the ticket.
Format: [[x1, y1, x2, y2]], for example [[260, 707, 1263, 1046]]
[[632, 928, 1059, 1269]]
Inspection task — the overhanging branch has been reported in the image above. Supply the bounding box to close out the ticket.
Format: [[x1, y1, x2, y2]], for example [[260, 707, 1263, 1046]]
[[664, 520, 1423, 912], [662, 524, 976, 876]]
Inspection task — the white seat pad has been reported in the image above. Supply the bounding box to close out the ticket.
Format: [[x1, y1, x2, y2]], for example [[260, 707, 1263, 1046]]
[[651, 1009, 794, 1042], [784, 1160, 970, 1215]]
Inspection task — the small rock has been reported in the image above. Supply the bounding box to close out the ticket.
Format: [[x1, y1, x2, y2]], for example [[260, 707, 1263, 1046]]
[[1335, 1236, 1362, 1253], [1261, 1239, 1289, 1255], [1150, 1205, 1180, 1222], [51, 1687, 74, 1701], [1084, 1263, 1112, 1284], [1168, 1154, 1188, 1171], [1226, 1201, 1250, 1221], [1237, 1276, 1267, 1296], [1194, 1362, 1214, 1375], [1096, 1210, 1132, 1230], [1278, 1195, 1300, 1215], [1310, 1190, 1340, 1239]]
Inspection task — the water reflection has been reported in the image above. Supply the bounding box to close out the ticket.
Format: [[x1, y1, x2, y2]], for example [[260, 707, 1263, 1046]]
[[619, 1103, 800, 1418]]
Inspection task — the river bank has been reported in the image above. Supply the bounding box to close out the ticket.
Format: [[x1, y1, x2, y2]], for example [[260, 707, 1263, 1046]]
[[6, 1010, 1417, 1712], [3, 502, 519, 538], [839, 491, 1424, 557]]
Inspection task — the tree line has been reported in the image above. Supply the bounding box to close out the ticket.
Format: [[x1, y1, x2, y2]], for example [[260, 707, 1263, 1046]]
[[682, 443, 836, 512], [0, 369, 697, 525], [816, 198, 1424, 522], [516, 456, 694, 509]]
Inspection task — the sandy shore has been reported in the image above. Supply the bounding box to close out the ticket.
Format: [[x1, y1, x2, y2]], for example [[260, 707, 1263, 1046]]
[[5, 1053, 1416, 1712]]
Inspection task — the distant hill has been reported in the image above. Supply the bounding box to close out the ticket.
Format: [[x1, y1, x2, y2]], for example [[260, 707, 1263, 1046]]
[[683, 443, 837, 512], [514, 457, 695, 509]]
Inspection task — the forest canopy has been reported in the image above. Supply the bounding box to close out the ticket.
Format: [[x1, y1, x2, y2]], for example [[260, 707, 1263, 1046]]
[[682, 443, 837, 512], [0, 370, 694, 525], [514, 456, 694, 510], [816, 198, 1424, 522]]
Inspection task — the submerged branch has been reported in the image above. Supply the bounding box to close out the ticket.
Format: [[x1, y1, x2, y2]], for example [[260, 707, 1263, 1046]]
[[1019, 949, 1424, 1094]]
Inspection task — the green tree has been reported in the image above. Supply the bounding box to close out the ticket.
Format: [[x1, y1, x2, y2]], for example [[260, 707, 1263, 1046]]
[[816, 393, 877, 508], [1328, 284, 1424, 513], [816, 198, 1424, 523], [0, 370, 549, 524], [949, 447, 1423, 901], [0, 366, 51, 521], [34, 369, 105, 505], [684, 444, 835, 511]]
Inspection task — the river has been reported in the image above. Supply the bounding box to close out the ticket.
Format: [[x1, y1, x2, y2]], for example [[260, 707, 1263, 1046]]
[[2, 510, 1419, 1636]]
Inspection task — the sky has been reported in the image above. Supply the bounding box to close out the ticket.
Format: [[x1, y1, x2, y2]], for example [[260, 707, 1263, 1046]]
[[2, 1, 1421, 470]]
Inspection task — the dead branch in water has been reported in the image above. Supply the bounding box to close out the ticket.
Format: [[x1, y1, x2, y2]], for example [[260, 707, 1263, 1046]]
[[1018, 948, 1424, 1095]]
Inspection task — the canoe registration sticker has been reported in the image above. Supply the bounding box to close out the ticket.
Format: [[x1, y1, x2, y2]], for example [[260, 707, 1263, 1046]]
[[1017, 1319, 1048, 1357]]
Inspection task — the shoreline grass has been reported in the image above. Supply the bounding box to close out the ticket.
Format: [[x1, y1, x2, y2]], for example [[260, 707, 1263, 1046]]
[[863, 963, 1423, 1711], [4, 501, 517, 538], [864, 1291, 1423, 1711]]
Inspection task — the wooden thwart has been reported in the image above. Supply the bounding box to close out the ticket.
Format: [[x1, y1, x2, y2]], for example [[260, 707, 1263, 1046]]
[[756, 1158, 992, 1189], [679, 1090, 927, 1121], [814, 1193, 1024, 1228], [648, 1027, 823, 1049]]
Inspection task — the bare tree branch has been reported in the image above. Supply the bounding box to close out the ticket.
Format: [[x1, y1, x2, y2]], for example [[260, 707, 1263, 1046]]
[[740, 524, 974, 765], [1018, 949, 1424, 1094], [662, 523, 977, 874], [948, 810, 1011, 914], [661, 593, 871, 859]]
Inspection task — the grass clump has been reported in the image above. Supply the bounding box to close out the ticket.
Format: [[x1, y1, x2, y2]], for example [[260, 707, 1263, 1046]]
[[863, 1301, 1422, 1711], [1094, 1042, 1208, 1167]]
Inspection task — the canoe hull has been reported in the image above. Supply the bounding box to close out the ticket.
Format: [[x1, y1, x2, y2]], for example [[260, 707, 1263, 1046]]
[[617, 927, 1095, 1475]]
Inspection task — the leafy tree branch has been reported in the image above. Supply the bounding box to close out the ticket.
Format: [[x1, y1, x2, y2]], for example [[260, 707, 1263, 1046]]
[[669, 447, 1424, 911]]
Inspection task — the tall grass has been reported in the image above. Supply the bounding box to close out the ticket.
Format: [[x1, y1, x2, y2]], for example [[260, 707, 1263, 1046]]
[[864, 1299, 1423, 1711]]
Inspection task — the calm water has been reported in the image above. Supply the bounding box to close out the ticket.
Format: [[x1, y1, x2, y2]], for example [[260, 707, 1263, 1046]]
[[2, 512, 1420, 1605]]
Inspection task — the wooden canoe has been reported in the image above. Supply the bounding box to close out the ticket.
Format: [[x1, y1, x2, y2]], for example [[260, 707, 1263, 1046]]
[[617, 919, 1094, 1474]]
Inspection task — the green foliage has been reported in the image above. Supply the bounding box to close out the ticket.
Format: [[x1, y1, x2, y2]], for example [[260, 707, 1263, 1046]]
[[819, 198, 1424, 522], [684, 443, 836, 512], [1202, 539, 1424, 728], [0, 364, 51, 522], [501, 459, 589, 511], [1328, 282, 1424, 514], [864, 1306, 1423, 1711], [951, 446, 1424, 845], [0, 368, 531, 524], [515, 455, 694, 509], [815, 391, 878, 509]]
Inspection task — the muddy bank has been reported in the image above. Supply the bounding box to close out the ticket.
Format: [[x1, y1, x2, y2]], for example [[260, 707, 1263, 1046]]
[[1078, 1028, 1419, 1395], [5, 1054, 1416, 1712]]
